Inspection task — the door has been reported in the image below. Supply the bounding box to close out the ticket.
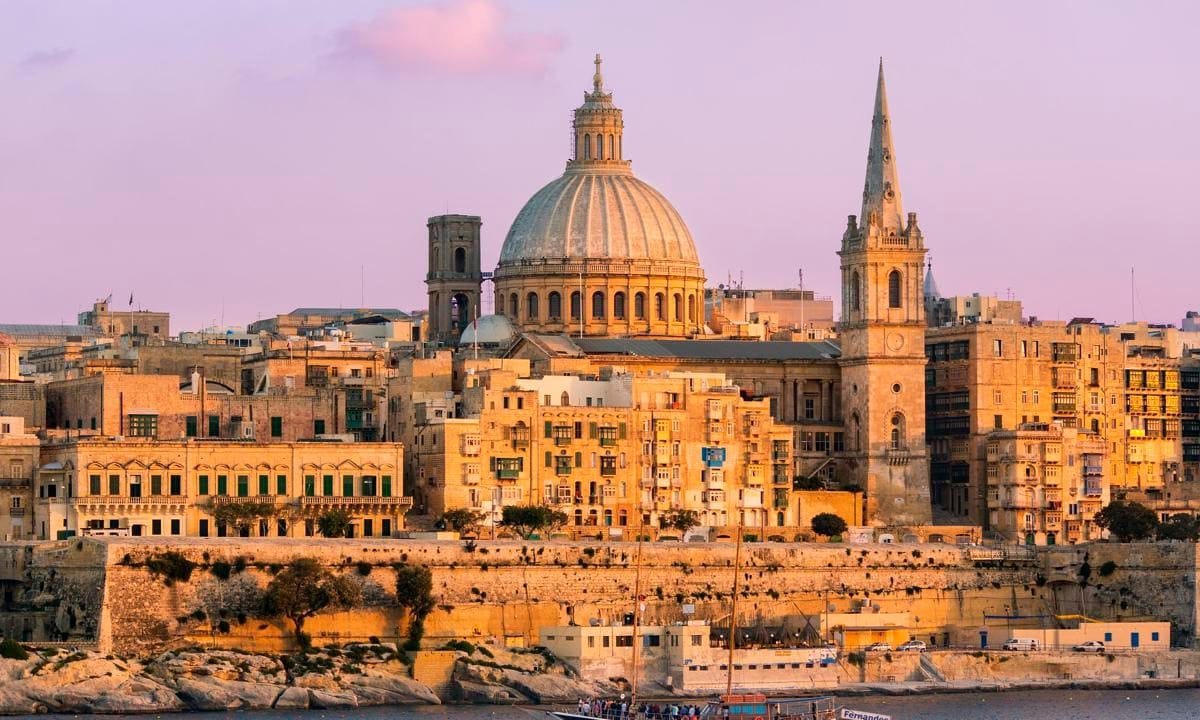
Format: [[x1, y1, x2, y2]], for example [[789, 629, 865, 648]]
[[1131, 632, 1140, 648], [979, 631, 988, 649]]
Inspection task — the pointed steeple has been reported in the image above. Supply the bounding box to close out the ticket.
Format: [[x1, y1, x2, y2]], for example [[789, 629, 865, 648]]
[[860, 59, 905, 234], [924, 258, 941, 299]]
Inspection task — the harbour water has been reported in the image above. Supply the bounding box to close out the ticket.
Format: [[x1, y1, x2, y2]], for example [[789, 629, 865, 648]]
[[38, 689, 1200, 720]]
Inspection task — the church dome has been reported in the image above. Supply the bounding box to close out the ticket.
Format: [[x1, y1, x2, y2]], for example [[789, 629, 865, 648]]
[[499, 168, 698, 265], [460, 314, 517, 346]]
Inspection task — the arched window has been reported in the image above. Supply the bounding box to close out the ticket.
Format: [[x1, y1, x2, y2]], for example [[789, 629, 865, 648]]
[[570, 291, 582, 321], [609, 134, 615, 160], [591, 291, 606, 319], [595, 134, 603, 161], [687, 294, 696, 323], [850, 270, 861, 311], [561, 391, 570, 406], [613, 292, 627, 319], [496, 294, 505, 315], [852, 413, 862, 452], [454, 247, 467, 274], [583, 134, 592, 160], [431, 246, 439, 271], [604, 508, 613, 526], [673, 293, 683, 322], [509, 293, 518, 318], [776, 511, 786, 527], [618, 508, 628, 526], [548, 292, 562, 320], [655, 293, 665, 321], [526, 292, 539, 320], [890, 413, 906, 450], [888, 270, 902, 309], [634, 292, 646, 319]]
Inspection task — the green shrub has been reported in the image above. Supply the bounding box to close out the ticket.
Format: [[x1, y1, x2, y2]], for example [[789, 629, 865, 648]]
[[1099, 561, 1117, 577], [145, 552, 197, 585], [356, 561, 373, 577], [210, 561, 232, 580], [0, 639, 28, 660]]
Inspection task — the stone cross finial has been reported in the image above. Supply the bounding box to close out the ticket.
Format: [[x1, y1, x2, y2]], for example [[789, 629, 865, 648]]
[[593, 54, 603, 93]]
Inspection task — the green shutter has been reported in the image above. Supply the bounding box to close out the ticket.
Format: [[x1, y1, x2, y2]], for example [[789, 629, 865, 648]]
[[277, 475, 287, 495], [343, 475, 354, 497], [304, 475, 315, 496], [185, 416, 197, 437], [170, 475, 182, 495], [198, 475, 209, 495], [271, 416, 282, 437], [258, 475, 269, 495], [237, 475, 249, 497], [150, 475, 162, 495], [544, 420, 552, 438], [381, 475, 392, 497], [589, 422, 598, 439], [323, 475, 334, 496], [314, 419, 326, 435], [208, 415, 220, 437], [217, 475, 228, 496], [89, 475, 101, 495], [619, 422, 627, 439]]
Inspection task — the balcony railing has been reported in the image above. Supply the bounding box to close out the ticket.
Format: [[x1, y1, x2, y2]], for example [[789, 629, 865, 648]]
[[73, 495, 184, 506], [300, 496, 412, 508], [210, 495, 285, 506]]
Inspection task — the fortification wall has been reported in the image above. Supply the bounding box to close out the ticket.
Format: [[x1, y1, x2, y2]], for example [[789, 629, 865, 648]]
[[19, 537, 1200, 656]]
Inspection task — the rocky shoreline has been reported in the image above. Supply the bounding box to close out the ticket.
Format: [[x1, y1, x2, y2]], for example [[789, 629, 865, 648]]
[[0, 643, 609, 715]]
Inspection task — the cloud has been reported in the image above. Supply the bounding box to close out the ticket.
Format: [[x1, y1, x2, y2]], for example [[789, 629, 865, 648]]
[[17, 48, 74, 73], [333, 0, 563, 76]]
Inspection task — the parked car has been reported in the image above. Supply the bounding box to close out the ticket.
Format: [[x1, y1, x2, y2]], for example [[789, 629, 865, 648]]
[[898, 640, 927, 652], [864, 642, 892, 652], [1002, 638, 1041, 651], [1073, 640, 1105, 652]]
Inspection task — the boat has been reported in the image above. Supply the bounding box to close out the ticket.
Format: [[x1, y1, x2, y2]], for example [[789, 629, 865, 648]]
[[702, 694, 839, 720]]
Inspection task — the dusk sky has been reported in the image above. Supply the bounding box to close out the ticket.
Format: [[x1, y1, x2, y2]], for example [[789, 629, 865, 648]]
[[1, 1, 1196, 331]]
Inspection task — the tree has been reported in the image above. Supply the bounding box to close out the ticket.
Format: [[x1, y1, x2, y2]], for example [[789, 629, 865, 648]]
[[442, 508, 485, 535], [395, 565, 435, 650], [317, 508, 353, 538], [212, 502, 277, 536], [500, 505, 567, 539], [1158, 513, 1200, 542], [263, 558, 361, 648], [1094, 500, 1159, 542], [661, 509, 700, 535], [811, 513, 848, 539], [793, 476, 825, 491]]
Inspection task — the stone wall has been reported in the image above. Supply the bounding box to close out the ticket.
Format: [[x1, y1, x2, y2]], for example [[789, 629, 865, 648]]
[[17, 537, 1200, 657]]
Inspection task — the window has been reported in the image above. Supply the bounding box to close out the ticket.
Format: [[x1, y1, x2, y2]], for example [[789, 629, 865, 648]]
[[150, 475, 162, 495], [304, 475, 315, 495], [314, 419, 326, 435], [343, 475, 355, 497], [277, 475, 287, 495], [258, 474, 269, 495], [382, 475, 392, 497], [851, 271, 861, 311], [109, 475, 120, 495], [634, 292, 646, 319], [362, 475, 377, 496], [185, 416, 198, 437], [545, 292, 558, 320], [170, 475, 182, 495], [152, 519, 162, 536], [198, 475, 209, 495], [993, 339, 1004, 357], [890, 414, 906, 450], [614, 292, 626, 319], [655, 293, 665, 321], [323, 475, 334, 495], [128, 414, 158, 438], [170, 519, 181, 535], [570, 291, 581, 321], [887, 270, 902, 308], [236, 475, 249, 497], [591, 291, 606, 319], [89, 475, 101, 495], [529, 292, 541, 320], [270, 416, 283, 437], [454, 246, 467, 273], [673, 293, 683, 322], [199, 519, 209, 537], [208, 415, 220, 437]]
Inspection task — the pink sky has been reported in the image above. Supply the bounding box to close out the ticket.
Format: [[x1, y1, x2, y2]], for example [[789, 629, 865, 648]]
[[1, 0, 1197, 330]]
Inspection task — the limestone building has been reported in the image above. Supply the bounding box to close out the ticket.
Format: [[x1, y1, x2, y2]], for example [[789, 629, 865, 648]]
[[34, 438, 408, 540], [0, 417, 37, 541], [985, 424, 1109, 544], [77, 299, 170, 342], [836, 63, 931, 524], [425, 215, 484, 344], [489, 56, 707, 338]]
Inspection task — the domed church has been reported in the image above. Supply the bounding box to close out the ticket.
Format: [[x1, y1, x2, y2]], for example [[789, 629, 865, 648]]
[[423, 56, 706, 344]]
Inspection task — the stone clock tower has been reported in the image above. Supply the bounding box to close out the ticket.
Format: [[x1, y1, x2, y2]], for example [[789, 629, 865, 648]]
[[838, 62, 931, 525]]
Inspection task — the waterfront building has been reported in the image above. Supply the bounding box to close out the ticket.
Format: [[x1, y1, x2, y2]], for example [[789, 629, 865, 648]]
[[0, 416, 37, 540], [34, 437, 408, 540]]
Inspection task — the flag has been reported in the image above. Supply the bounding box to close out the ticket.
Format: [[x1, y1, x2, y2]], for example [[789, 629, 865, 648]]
[[128, 293, 134, 307]]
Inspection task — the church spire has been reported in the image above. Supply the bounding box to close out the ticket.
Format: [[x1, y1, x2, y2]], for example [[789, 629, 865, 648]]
[[861, 59, 905, 234]]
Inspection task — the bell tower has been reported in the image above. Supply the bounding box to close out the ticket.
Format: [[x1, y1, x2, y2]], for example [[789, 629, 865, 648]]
[[425, 214, 482, 345], [838, 61, 931, 525]]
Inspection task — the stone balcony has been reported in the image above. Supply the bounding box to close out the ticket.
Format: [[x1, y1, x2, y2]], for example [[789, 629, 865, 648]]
[[299, 496, 413, 509], [210, 495, 286, 506]]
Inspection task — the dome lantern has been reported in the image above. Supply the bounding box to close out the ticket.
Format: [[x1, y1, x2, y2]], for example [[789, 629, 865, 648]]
[[569, 54, 627, 168]]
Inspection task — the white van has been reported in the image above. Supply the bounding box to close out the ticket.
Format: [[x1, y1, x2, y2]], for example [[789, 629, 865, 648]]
[[1002, 638, 1040, 651]]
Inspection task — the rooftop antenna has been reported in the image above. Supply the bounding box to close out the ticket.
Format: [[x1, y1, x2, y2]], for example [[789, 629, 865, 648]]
[[361, 265, 365, 308], [1130, 266, 1135, 323], [798, 268, 805, 338]]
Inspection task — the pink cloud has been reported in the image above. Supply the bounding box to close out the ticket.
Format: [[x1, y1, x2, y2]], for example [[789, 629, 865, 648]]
[[334, 0, 563, 76]]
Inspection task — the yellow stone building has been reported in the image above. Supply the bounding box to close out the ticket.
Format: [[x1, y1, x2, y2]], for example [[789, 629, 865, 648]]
[[34, 438, 408, 540], [0, 416, 37, 541], [985, 424, 1109, 544]]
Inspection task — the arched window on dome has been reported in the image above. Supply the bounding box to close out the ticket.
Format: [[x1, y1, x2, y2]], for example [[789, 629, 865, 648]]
[[595, 134, 603, 161], [583, 134, 592, 161], [673, 293, 683, 322], [454, 247, 466, 274], [634, 292, 646, 320], [548, 292, 561, 320], [591, 291, 605, 319], [654, 293, 665, 321], [850, 271, 861, 312], [570, 291, 581, 321], [888, 270, 902, 309], [613, 292, 627, 320], [608, 134, 615, 160], [509, 293, 518, 319], [496, 294, 504, 315], [687, 294, 696, 324], [526, 292, 539, 321]]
